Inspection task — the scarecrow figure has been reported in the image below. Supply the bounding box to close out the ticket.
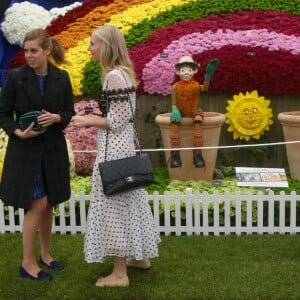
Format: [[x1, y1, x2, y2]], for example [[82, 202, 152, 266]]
[[169, 55, 219, 168]]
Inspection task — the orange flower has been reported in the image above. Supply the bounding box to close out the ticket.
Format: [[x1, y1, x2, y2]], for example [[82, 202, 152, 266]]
[[54, 0, 151, 50], [175, 80, 201, 114]]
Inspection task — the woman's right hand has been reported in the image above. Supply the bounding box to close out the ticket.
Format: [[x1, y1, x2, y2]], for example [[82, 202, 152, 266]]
[[14, 122, 46, 139]]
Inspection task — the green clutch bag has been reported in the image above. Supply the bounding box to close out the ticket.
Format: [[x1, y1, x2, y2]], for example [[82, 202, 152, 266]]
[[19, 111, 44, 131]]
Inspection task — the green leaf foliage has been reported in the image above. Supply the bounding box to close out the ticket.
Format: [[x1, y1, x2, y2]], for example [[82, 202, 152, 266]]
[[80, 61, 102, 96], [125, 0, 300, 48]]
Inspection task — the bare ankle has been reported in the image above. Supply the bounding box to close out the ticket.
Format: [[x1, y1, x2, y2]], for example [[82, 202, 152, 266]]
[[112, 271, 127, 279]]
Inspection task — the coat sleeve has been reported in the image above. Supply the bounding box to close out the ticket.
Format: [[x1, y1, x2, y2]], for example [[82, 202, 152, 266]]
[[57, 70, 75, 129], [0, 70, 19, 136]]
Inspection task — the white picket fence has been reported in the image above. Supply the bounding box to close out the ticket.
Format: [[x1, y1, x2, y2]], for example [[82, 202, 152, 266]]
[[1, 190, 300, 235]]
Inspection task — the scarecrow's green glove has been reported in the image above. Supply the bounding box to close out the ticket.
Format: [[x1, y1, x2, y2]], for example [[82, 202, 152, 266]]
[[204, 58, 220, 80], [170, 107, 181, 123]]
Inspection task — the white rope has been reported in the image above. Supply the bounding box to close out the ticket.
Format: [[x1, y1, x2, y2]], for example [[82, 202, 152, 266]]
[[72, 140, 300, 153]]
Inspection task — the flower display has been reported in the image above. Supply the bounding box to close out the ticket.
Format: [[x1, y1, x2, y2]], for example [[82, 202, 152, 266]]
[[142, 29, 300, 95], [0, 1, 82, 46], [1, 0, 300, 96], [225, 90, 273, 141], [64, 100, 100, 175], [48, 2, 82, 21], [0, 129, 8, 182], [1, 2, 50, 46], [57, 0, 187, 95], [66, 138, 76, 179]]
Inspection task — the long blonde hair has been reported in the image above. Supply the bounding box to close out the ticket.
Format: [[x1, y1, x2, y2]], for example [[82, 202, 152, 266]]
[[23, 28, 67, 65], [92, 25, 138, 88]]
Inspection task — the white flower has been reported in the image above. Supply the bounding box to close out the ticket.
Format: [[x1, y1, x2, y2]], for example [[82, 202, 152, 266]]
[[1, 1, 50, 46], [1, 1, 83, 47], [49, 2, 82, 22]]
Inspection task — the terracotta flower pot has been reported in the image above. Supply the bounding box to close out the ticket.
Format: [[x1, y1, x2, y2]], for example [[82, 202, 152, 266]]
[[155, 112, 226, 181], [278, 111, 300, 179]]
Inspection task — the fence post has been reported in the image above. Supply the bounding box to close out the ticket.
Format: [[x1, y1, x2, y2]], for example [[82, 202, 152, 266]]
[[1, 191, 300, 235]]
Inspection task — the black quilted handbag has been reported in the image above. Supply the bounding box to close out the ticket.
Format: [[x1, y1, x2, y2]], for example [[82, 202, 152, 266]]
[[99, 153, 154, 196], [98, 73, 154, 196]]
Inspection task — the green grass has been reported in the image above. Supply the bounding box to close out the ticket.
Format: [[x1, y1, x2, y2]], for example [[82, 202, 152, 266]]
[[0, 234, 300, 300]]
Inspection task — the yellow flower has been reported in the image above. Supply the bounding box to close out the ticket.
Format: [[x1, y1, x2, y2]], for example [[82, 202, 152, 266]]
[[58, 0, 190, 96], [0, 129, 8, 181], [225, 90, 273, 141], [60, 38, 91, 96], [107, 0, 188, 34], [66, 138, 76, 179]]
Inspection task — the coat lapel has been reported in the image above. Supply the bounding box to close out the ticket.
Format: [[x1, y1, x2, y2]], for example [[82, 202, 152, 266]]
[[19, 64, 63, 111], [19, 66, 43, 109], [42, 64, 63, 111]]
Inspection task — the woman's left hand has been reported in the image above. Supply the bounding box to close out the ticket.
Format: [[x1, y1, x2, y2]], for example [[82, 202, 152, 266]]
[[72, 115, 91, 128], [38, 109, 60, 126], [73, 114, 108, 129]]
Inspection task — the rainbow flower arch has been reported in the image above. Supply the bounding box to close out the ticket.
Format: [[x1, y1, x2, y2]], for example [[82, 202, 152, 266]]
[[6, 0, 300, 97]]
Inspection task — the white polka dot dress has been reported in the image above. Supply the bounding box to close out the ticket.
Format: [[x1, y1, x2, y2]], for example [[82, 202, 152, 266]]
[[84, 69, 160, 263]]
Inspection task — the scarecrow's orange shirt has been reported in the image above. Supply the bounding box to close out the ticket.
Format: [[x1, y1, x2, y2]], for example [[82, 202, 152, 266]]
[[174, 80, 201, 115]]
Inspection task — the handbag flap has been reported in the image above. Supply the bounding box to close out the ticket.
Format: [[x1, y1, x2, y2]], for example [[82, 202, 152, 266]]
[[99, 154, 153, 183]]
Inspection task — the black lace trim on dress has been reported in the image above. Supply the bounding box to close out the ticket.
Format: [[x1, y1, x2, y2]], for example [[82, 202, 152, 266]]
[[98, 86, 135, 117], [103, 86, 135, 100]]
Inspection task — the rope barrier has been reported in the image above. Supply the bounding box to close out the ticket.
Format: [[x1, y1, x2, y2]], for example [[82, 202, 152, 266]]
[[72, 140, 300, 153]]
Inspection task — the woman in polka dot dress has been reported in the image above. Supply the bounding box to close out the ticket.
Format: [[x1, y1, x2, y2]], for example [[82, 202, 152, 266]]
[[73, 25, 160, 288]]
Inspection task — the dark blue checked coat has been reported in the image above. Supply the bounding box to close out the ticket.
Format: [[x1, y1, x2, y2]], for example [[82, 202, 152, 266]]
[[0, 63, 75, 209]]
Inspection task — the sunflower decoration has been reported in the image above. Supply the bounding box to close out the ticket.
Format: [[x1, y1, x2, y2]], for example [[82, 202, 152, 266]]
[[225, 90, 273, 141]]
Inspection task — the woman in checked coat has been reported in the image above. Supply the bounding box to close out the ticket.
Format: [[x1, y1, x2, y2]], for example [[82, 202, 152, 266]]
[[0, 29, 75, 281]]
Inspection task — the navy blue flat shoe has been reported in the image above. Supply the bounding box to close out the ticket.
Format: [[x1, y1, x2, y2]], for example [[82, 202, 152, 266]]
[[40, 257, 64, 270], [20, 266, 52, 281]]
